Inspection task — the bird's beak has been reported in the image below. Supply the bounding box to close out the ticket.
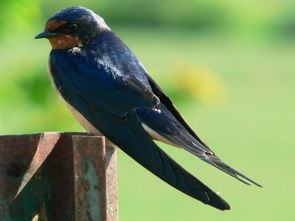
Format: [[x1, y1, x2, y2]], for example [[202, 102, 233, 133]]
[[35, 31, 59, 39]]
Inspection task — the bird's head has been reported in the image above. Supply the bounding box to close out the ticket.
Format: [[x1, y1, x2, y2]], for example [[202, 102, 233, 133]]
[[35, 6, 110, 49]]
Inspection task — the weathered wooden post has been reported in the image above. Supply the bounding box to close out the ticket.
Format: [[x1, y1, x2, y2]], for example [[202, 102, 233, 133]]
[[0, 132, 118, 221]]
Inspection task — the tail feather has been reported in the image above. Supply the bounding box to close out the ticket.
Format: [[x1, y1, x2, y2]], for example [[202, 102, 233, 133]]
[[204, 155, 262, 187], [183, 141, 262, 187]]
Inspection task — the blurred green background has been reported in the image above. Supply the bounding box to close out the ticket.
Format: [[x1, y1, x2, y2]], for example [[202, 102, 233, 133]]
[[0, 0, 294, 220]]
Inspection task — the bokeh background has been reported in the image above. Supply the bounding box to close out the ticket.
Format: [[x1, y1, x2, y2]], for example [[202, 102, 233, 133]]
[[0, 0, 294, 220]]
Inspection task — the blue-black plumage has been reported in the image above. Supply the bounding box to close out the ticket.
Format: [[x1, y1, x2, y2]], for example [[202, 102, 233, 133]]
[[36, 6, 261, 211]]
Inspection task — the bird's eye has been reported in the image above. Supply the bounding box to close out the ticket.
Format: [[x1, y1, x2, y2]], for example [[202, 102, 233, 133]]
[[68, 23, 78, 30], [63, 23, 79, 33]]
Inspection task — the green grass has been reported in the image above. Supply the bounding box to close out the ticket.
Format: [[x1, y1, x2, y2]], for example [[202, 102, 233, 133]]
[[0, 28, 294, 220]]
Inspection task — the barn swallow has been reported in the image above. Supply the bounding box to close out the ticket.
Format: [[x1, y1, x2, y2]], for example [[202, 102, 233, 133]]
[[35, 6, 261, 210]]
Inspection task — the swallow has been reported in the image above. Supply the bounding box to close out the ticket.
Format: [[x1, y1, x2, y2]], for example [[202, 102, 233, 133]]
[[35, 6, 261, 210]]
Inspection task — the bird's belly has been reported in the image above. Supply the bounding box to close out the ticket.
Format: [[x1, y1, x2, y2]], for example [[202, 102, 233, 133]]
[[66, 102, 103, 135], [66, 102, 117, 147]]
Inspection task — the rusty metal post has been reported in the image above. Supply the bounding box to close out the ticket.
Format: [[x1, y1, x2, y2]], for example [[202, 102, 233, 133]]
[[0, 132, 118, 221]]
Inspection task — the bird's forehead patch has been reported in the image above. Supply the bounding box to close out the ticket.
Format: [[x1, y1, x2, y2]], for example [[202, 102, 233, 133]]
[[45, 20, 67, 31]]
